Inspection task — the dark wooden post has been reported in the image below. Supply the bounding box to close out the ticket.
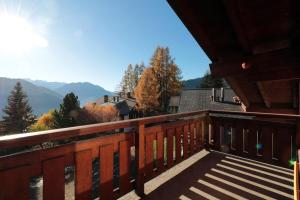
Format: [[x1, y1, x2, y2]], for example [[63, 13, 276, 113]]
[[297, 120, 300, 163], [135, 122, 145, 196]]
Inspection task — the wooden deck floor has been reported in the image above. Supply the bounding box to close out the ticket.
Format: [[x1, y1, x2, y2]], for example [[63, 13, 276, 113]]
[[120, 150, 294, 200]]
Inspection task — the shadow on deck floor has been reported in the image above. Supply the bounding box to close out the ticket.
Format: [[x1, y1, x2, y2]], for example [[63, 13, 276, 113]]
[[120, 150, 294, 200]]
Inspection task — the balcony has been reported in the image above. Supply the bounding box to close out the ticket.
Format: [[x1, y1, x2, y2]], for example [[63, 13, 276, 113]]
[[0, 110, 298, 200]]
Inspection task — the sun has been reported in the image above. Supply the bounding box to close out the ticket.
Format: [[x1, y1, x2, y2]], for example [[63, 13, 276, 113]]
[[0, 14, 48, 54]]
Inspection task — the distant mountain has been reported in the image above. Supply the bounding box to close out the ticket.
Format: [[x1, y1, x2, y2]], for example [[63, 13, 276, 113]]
[[27, 79, 66, 90], [182, 77, 203, 89], [0, 77, 62, 118], [54, 82, 113, 105]]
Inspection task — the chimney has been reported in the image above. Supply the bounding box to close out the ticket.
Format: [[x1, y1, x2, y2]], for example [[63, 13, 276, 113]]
[[104, 95, 108, 103], [220, 87, 224, 102], [212, 88, 216, 102]]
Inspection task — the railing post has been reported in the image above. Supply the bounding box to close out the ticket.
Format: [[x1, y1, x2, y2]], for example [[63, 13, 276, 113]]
[[135, 122, 145, 196], [297, 120, 300, 166]]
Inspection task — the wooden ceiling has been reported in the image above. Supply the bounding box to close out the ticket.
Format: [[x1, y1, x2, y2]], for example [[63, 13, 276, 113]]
[[168, 0, 300, 114]]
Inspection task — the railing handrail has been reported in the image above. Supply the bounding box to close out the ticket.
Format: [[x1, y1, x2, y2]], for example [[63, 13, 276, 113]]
[[1, 109, 299, 150], [0, 110, 208, 149], [209, 109, 300, 119]]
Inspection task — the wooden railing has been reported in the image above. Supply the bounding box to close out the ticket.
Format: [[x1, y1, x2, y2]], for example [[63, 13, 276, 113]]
[[0, 110, 299, 200], [208, 110, 299, 168], [0, 110, 207, 200]]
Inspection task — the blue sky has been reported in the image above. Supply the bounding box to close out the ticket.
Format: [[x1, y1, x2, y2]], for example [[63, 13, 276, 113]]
[[0, 0, 210, 91]]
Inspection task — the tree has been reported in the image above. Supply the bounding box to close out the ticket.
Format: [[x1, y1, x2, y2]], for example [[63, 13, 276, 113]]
[[83, 103, 118, 123], [119, 63, 145, 96], [135, 68, 160, 112], [150, 47, 182, 112], [59, 92, 81, 128], [2, 82, 36, 134], [29, 109, 57, 132], [200, 71, 224, 88]]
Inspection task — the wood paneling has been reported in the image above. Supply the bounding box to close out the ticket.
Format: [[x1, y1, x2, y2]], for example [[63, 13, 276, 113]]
[[43, 156, 65, 200], [100, 144, 114, 200]]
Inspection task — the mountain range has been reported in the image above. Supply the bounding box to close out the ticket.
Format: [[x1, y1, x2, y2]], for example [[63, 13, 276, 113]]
[[182, 77, 203, 89], [0, 77, 112, 118], [0, 76, 204, 118]]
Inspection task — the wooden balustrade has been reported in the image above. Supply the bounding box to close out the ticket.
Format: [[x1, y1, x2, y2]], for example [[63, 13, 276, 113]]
[[0, 109, 299, 199], [0, 110, 207, 200], [208, 110, 298, 168]]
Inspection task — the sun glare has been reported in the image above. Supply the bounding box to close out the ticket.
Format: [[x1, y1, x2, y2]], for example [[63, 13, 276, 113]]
[[0, 14, 48, 54]]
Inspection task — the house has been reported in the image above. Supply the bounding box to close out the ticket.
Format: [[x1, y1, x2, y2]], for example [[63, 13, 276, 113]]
[[169, 88, 242, 113], [95, 94, 137, 120]]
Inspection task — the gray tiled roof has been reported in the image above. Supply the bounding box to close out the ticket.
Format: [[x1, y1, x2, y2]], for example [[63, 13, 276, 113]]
[[95, 96, 136, 108], [178, 89, 242, 113], [169, 96, 181, 107]]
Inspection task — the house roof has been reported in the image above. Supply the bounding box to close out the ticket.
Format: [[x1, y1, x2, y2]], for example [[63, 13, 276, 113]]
[[95, 96, 136, 108], [169, 96, 180, 107], [95, 95, 136, 115], [177, 89, 243, 113], [167, 0, 300, 114]]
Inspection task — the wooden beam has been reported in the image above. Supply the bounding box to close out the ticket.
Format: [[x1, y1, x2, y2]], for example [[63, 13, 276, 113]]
[[256, 82, 271, 108], [299, 80, 300, 114], [225, 77, 250, 108], [210, 48, 300, 81], [292, 80, 299, 109], [223, 0, 251, 53], [253, 40, 291, 55]]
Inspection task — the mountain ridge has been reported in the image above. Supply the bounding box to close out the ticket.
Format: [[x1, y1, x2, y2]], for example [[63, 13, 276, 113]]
[[0, 77, 113, 118]]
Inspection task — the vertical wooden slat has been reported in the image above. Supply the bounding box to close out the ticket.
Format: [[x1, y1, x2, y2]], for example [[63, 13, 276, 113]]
[[183, 124, 189, 158], [273, 128, 279, 159], [0, 166, 30, 200], [145, 134, 154, 179], [195, 120, 202, 151], [202, 117, 209, 147], [136, 123, 145, 196], [277, 127, 292, 167], [119, 140, 131, 195], [167, 129, 174, 168], [234, 121, 243, 155], [223, 120, 231, 153], [261, 126, 273, 162], [156, 131, 164, 172], [175, 127, 182, 162], [190, 123, 195, 153], [75, 149, 92, 200], [100, 144, 114, 200], [212, 118, 221, 150], [43, 156, 65, 200], [248, 123, 258, 157]]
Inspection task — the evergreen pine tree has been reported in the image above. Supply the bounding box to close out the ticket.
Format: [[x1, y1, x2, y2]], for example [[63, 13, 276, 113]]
[[2, 82, 36, 134], [59, 92, 81, 127], [200, 71, 224, 88], [119, 63, 145, 96]]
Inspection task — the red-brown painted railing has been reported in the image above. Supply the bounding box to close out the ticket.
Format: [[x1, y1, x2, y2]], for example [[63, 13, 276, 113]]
[[208, 110, 299, 168], [0, 110, 298, 200], [0, 110, 207, 200]]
